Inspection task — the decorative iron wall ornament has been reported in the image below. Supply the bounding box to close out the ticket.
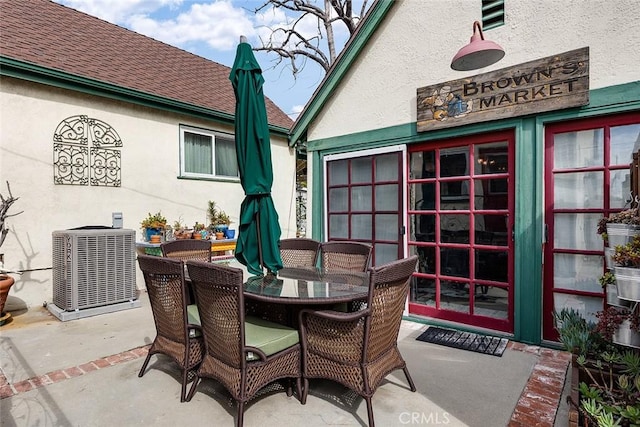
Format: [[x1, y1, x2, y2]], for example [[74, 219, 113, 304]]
[[53, 115, 122, 186]]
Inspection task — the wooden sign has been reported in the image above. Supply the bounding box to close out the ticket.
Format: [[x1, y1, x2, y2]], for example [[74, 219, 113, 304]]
[[417, 47, 589, 132]]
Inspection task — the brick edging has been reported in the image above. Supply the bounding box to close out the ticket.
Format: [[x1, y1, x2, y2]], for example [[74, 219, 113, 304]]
[[0, 345, 150, 399], [507, 342, 572, 427]]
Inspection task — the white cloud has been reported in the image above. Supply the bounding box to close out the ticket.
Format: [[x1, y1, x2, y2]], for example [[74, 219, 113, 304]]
[[289, 104, 305, 121], [129, 1, 255, 51]]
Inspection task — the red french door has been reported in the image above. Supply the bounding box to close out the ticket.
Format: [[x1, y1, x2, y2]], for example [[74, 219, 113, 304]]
[[407, 131, 515, 332], [543, 113, 640, 341]]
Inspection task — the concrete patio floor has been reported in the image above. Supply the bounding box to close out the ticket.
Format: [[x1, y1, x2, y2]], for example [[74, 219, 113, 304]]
[[1, 292, 572, 426]]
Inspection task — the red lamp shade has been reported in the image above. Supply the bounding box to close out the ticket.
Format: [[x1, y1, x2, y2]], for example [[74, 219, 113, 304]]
[[451, 21, 505, 71]]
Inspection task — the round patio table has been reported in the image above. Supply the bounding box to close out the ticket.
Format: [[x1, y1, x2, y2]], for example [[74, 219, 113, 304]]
[[243, 267, 369, 305]]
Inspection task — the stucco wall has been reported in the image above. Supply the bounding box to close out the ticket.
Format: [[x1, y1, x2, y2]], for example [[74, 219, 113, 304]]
[[0, 77, 296, 309], [308, 0, 640, 141]]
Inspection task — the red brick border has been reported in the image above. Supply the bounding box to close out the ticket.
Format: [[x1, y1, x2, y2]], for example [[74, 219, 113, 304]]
[[0, 344, 150, 399], [507, 343, 571, 427]]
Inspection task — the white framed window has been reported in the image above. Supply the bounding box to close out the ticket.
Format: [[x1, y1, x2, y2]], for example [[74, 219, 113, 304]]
[[179, 125, 239, 179]]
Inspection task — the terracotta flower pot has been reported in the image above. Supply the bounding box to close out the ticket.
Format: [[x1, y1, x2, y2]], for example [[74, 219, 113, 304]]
[[0, 274, 15, 314]]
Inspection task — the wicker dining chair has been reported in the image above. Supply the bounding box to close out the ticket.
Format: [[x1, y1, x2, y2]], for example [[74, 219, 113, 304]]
[[137, 255, 204, 402], [185, 260, 302, 427], [279, 238, 321, 268], [161, 239, 212, 262], [319, 241, 372, 272], [298, 255, 419, 427]]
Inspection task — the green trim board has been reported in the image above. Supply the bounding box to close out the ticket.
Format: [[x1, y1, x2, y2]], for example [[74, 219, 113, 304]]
[[307, 81, 639, 344], [0, 56, 290, 138]]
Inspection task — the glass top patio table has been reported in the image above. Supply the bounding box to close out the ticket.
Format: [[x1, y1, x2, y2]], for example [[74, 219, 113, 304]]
[[242, 266, 370, 305]]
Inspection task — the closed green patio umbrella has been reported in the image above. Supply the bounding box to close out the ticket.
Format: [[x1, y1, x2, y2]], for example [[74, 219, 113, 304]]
[[229, 37, 283, 276]]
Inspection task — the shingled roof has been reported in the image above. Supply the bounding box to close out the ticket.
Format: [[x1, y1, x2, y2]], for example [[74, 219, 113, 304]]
[[0, 0, 293, 130]]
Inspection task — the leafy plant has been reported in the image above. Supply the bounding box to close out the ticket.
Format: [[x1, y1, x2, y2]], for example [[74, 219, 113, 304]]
[[595, 306, 640, 342], [140, 211, 167, 230], [554, 308, 600, 356], [599, 272, 616, 288], [207, 200, 232, 230], [612, 235, 640, 267], [577, 351, 640, 427]]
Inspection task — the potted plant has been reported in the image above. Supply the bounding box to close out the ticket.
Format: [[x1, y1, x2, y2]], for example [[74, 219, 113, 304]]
[[600, 271, 631, 308], [207, 200, 233, 237], [193, 222, 207, 240], [598, 208, 640, 248], [140, 211, 167, 242], [172, 218, 192, 240], [596, 306, 640, 349], [611, 235, 640, 302], [0, 181, 23, 320]]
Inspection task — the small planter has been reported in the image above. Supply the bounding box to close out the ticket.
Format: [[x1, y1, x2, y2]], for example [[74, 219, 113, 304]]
[[612, 319, 640, 349], [605, 283, 631, 308], [144, 227, 164, 242], [606, 223, 640, 247], [612, 266, 640, 302]]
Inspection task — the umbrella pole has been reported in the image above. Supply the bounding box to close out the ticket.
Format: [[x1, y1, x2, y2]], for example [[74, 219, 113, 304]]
[[256, 210, 264, 272]]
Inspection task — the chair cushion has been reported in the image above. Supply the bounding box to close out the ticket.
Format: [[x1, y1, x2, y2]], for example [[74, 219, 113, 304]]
[[245, 316, 299, 361]]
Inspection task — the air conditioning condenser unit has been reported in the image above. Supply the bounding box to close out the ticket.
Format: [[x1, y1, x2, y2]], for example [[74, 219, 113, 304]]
[[48, 227, 140, 321]]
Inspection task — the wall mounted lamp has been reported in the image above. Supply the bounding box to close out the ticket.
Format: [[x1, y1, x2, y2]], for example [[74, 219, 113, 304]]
[[450, 21, 505, 71]]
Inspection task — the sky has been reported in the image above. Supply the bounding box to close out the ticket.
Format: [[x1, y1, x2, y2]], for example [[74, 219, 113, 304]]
[[52, 0, 366, 120]]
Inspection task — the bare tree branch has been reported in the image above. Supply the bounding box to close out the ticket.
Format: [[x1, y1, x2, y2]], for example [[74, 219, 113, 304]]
[[0, 181, 23, 249], [253, 0, 369, 78]]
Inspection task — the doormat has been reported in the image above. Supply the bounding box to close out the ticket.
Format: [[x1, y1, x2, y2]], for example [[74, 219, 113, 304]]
[[415, 326, 509, 357]]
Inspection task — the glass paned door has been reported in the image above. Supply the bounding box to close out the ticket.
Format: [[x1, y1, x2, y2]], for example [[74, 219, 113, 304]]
[[325, 149, 404, 266], [543, 113, 640, 341], [408, 131, 515, 333]]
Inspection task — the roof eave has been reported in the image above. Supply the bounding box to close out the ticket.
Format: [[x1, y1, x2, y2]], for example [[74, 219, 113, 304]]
[[0, 56, 290, 138]]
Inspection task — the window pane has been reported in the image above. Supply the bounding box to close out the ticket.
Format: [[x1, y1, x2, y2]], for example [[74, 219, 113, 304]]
[[184, 131, 212, 174], [474, 285, 508, 319], [553, 294, 602, 324], [553, 253, 602, 293], [351, 214, 372, 239], [410, 182, 435, 211], [440, 280, 469, 313], [375, 243, 398, 266], [375, 153, 398, 181], [328, 188, 347, 212], [329, 214, 348, 239], [475, 250, 508, 282], [475, 179, 508, 209], [413, 245, 435, 274], [410, 150, 436, 179], [475, 215, 508, 246], [554, 213, 603, 250], [610, 169, 632, 208], [554, 171, 603, 209], [440, 148, 468, 177], [610, 123, 640, 166], [328, 159, 348, 185], [351, 186, 371, 211], [441, 247, 468, 277], [410, 276, 436, 307], [351, 157, 371, 184], [215, 135, 238, 177], [554, 128, 603, 169], [375, 184, 398, 210], [375, 214, 398, 240], [474, 142, 508, 175], [440, 180, 470, 207], [411, 213, 435, 242], [441, 214, 469, 244]]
